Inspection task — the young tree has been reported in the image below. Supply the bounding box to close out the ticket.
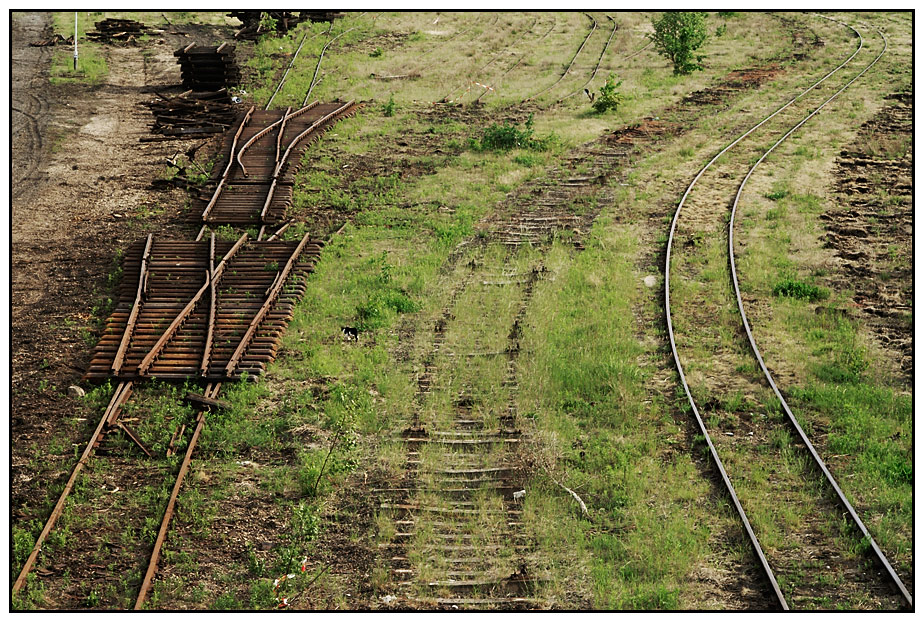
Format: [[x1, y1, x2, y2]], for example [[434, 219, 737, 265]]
[[591, 74, 623, 114], [650, 12, 710, 75]]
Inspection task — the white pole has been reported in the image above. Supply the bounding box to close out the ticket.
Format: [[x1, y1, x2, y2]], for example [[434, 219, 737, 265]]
[[73, 12, 78, 71]]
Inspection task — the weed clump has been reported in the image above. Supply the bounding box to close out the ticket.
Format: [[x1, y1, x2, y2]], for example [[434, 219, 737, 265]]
[[771, 277, 829, 302], [381, 94, 396, 117], [473, 114, 554, 152]]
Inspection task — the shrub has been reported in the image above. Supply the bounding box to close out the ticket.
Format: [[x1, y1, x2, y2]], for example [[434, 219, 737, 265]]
[[592, 74, 624, 114], [650, 12, 709, 75], [475, 114, 553, 152], [382, 94, 396, 117]]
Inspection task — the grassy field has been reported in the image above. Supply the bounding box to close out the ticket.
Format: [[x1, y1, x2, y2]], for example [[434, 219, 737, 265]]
[[13, 11, 912, 610]]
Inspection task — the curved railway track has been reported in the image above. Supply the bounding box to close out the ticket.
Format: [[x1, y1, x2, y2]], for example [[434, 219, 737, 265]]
[[439, 13, 540, 104], [557, 14, 617, 103], [474, 15, 559, 104], [664, 15, 911, 610], [524, 12, 596, 102], [196, 99, 359, 236]]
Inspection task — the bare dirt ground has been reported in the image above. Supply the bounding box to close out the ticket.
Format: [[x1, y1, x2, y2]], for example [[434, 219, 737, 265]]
[[824, 92, 912, 384]]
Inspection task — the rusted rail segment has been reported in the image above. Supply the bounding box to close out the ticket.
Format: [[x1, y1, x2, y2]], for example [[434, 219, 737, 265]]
[[12, 382, 135, 594], [85, 235, 322, 381], [134, 382, 223, 609], [196, 100, 358, 226]]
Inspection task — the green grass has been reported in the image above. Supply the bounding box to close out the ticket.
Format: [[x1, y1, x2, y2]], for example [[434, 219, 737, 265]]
[[50, 44, 108, 84], [771, 277, 828, 302]]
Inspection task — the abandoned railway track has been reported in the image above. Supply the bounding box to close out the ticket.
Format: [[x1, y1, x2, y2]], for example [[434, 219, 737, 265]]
[[195, 99, 358, 234], [664, 15, 911, 610]]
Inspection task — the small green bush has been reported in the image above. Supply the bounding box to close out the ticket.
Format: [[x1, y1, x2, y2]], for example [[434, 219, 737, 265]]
[[771, 277, 829, 302], [592, 74, 624, 114], [475, 114, 553, 152], [382, 94, 396, 117]]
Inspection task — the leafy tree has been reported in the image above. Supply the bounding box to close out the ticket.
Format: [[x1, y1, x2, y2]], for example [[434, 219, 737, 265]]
[[591, 74, 623, 114], [650, 12, 709, 75]]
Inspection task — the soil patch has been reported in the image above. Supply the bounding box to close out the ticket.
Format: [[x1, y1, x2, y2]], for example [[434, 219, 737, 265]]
[[822, 92, 912, 382]]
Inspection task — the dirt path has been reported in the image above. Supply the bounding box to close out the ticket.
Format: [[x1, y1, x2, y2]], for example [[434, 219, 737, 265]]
[[11, 13, 53, 200]]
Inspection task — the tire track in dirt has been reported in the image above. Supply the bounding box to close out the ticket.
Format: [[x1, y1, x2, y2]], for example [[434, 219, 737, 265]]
[[12, 13, 53, 198]]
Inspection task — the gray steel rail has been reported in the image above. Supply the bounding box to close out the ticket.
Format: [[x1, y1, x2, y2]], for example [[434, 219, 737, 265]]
[[664, 13, 866, 610], [728, 23, 912, 608]]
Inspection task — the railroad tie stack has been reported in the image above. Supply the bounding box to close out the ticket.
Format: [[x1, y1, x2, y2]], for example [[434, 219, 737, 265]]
[[174, 43, 240, 91], [87, 18, 148, 43]]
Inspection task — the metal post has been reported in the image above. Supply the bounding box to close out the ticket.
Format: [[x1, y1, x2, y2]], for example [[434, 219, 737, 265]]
[[73, 12, 78, 71]]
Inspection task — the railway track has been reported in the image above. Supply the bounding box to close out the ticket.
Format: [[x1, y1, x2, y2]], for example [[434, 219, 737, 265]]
[[524, 12, 597, 102], [377, 248, 545, 609], [439, 13, 540, 104], [195, 99, 359, 232], [664, 15, 911, 610]]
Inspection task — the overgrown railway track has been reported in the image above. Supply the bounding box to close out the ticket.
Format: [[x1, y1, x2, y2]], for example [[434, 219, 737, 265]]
[[664, 15, 911, 610]]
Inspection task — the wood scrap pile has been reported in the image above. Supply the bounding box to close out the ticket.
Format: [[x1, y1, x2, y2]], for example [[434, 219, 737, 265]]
[[302, 11, 346, 23], [174, 43, 240, 91], [143, 89, 238, 139], [87, 18, 148, 43], [30, 33, 74, 47], [228, 11, 307, 39]]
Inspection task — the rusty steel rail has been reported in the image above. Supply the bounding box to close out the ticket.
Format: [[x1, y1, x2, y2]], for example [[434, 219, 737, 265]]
[[199, 232, 249, 376], [134, 232, 248, 376], [727, 24, 911, 608], [224, 232, 312, 376], [235, 101, 320, 177], [265, 31, 314, 110], [302, 22, 363, 107], [275, 101, 356, 180], [559, 14, 617, 103], [524, 12, 596, 102], [664, 15, 883, 611], [260, 100, 357, 223], [111, 234, 153, 375], [12, 382, 134, 594], [86, 238, 321, 380], [200, 105, 256, 222], [135, 382, 222, 609]]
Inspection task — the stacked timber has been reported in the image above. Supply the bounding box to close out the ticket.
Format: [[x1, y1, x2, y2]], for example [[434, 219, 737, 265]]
[[87, 18, 147, 42], [174, 43, 241, 91], [302, 11, 345, 23], [144, 89, 237, 138]]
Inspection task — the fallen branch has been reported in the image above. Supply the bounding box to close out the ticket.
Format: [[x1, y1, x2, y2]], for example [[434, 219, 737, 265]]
[[543, 469, 588, 517]]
